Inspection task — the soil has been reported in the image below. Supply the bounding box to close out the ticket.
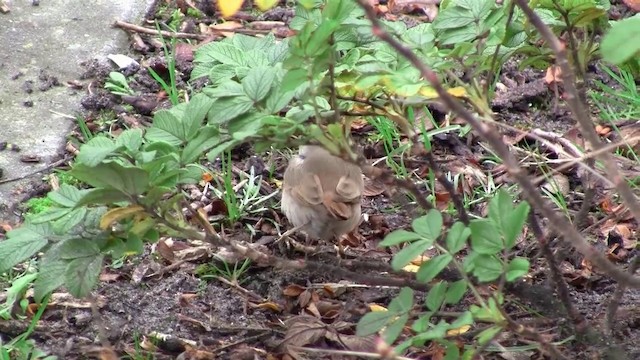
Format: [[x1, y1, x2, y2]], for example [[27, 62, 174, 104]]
[[3, 1, 640, 360]]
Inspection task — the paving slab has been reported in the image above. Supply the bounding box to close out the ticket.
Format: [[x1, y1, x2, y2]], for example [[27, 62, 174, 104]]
[[0, 0, 151, 222]]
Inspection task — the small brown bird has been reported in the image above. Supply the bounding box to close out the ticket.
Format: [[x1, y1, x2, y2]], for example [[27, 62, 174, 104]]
[[281, 145, 364, 243]]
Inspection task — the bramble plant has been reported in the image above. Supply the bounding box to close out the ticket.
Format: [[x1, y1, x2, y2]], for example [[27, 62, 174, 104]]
[[357, 190, 530, 357]]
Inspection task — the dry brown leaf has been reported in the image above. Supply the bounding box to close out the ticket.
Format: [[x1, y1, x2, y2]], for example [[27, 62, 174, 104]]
[[363, 177, 385, 196], [254, 301, 283, 312], [545, 65, 563, 84], [280, 316, 327, 350], [326, 332, 377, 352], [209, 21, 243, 37], [283, 284, 306, 297]]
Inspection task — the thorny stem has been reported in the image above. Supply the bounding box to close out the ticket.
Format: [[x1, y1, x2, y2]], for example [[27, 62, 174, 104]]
[[605, 254, 640, 336], [529, 213, 587, 334], [356, 0, 640, 288], [513, 0, 640, 256]]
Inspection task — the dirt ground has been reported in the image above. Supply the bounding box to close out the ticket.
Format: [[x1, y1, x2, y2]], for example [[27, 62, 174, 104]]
[[3, 1, 640, 359]]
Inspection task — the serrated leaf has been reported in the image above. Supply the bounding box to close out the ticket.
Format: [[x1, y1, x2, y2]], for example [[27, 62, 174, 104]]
[[411, 210, 443, 240], [242, 66, 276, 102], [207, 96, 254, 124], [48, 184, 88, 208], [356, 311, 395, 336], [145, 110, 184, 145], [33, 242, 66, 302], [182, 93, 214, 139], [75, 188, 132, 207], [217, 0, 243, 18], [77, 136, 119, 167], [71, 162, 149, 196], [446, 222, 470, 254], [65, 254, 104, 298], [503, 202, 529, 249], [181, 126, 221, 163], [383, 313, 408, 345], [417, 254, 452, 283], [506, 257, 530, 281], [388, 287, 414, 313], [601, 16, 640, 64], [59, 238, 101, 260], [0, 224, 51, 273], [100, 205, 145, 230], [425, 281, 447, 311], [391, 239, 434, 270], [379, 229, 421, 247], [115, 128, 144, 152], [476, 325, 503, 345], [469, 219, 502, 255], [445, 279, 468, 304], [52, 207, 87, 234], [471, 254, 503, 282]]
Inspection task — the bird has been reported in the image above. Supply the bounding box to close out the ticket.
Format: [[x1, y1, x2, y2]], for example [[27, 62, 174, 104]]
[[280, 145, 364, 247]]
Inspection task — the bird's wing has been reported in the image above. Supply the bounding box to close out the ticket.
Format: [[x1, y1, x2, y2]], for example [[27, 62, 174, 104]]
[[287, 170, 324, 206]]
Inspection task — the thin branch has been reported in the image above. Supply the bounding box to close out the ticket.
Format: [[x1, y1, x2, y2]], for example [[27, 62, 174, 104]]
[[355, 0, 640, 288]]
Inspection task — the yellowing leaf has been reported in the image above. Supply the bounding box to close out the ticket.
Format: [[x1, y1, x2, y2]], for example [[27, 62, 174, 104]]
[[402, 264, 420, 272], [218, 0, 243, 18], [411, 255, 431, 265], [418, 86, 439, 99], [447, 86, 467, 98], [256, 0, 279, 11], [100, 205, 145, 230], [447, 324, 471, 336], [369, 304, 388, 312]]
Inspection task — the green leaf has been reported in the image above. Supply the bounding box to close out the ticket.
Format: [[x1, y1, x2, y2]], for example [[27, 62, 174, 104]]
[[471, 254, 503, 282], [77, 136, 119, 167], [242, 66, 276, 102], [449, 310, 473, 329], [411, 210, 443, 240], [446, 222, 470, 254], [48, 184, 88, 208], [417, 254, 452, 283], [469, 219, 502, 255], [323, 0, 357, 23], [433, 6, 475, 30], [388, 287, 414, 313], [476, 325, 503, 346], [207, 96, 254, 124], [265, 88, 296, 114], [601, 16, 640, 65], [383, 313, 408, 345], [305, 19, 339, 57], [115, 128, 144, 153], [33, 242, 66, 302], [206, 42, 247, 66], [181, 126, 221, 163], [379, 229, 421, 247], [425, 281, 447, 311], [52, 207, 87, 234], [445, 279, 468, 304], [356, 311, 395, 336], [145, 110, 184, 145], [391, 239, 434, 270], [59, 238, 101, 260], [503, 202, 529, 249], [183, 93, 214, 138], [281, 68, 308, 93], [71, 162, 149, 196], [65, 254, 104, 298], [506, 257, 530, 281], [0, 224, 51, 273], [75, 188, 132, 207]]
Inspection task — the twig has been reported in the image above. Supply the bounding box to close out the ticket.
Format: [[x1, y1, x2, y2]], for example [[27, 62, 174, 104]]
[[289, 346, 415, 360], [605, 254, 640, 336], [514, 0, 640, 255], [113, 20, 210, 40], [0, 156, 70, 185], [529, 213, 587, 334], [355, 0, 640, 288]]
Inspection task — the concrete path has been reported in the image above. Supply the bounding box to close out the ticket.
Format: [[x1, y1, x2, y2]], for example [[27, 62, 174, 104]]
[[0, 0, 150, 222]]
